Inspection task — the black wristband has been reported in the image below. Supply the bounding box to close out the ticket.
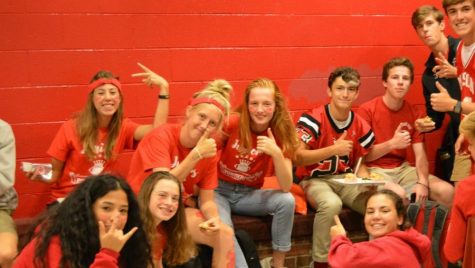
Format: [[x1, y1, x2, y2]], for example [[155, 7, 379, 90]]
[[158, 94, 169, 99]]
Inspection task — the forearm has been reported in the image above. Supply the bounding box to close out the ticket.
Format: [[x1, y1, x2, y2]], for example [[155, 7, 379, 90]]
[[415, 156, 430, 184], [199, 190, 219, 219], [365, 142, 393, 162], [295, 145, 337, 166], [169, 150, 200, 182], [272, 155, 292, 192], [47, 158, 64, 184], [153, 85, 170, 127], [356, 163, 370, 178]]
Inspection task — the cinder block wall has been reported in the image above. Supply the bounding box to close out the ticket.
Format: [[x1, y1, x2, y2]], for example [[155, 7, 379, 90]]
[[0, 0, 447, 218]]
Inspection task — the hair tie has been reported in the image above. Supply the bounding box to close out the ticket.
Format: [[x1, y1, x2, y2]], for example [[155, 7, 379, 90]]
[[189, 97, 225, 113], [88, 78, 122, 92]]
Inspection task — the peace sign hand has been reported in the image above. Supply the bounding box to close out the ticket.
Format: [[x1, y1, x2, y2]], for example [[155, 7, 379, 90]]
[[433, 52, 457, 79], [99, 217, 138, 253], [131, 63, 169, 95]]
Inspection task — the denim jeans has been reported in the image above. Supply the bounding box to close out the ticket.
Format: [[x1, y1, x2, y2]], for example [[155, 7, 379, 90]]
[[214, 179, 295, 268]]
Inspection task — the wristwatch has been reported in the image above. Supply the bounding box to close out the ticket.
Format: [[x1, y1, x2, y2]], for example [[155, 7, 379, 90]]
[[453, 101, 462, 114]]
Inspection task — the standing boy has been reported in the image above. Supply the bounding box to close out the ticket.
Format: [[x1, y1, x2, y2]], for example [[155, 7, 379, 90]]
[[412, 5, 461, 180]]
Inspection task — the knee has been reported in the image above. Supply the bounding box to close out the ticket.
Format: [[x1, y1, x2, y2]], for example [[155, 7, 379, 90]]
[[0, 246, 17, 266], [276, 192, 295, 211], [219, 223, 235, 242], [316, 197, 342, 214]]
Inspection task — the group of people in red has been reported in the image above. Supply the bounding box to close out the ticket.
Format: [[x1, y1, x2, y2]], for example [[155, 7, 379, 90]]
[[1, 0, 475, 268]]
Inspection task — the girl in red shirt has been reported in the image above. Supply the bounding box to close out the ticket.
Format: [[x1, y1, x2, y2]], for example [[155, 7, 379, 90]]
[[128, 79, 235, 268], [14, 174, 152, 268], [138, 171, 196, 268], [26, 63, 169, 204], [215, 78, 299, 268]]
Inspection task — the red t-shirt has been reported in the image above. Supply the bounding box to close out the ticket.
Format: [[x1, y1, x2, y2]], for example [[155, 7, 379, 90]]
[[13, 236, 120, 268], [218, 114, 274, 188], [127, 124, 218, 195], [295, 104, 375, 178], [456, 41, 475, 105], [153, 225, 167, 263], [444, 174, 475, 263], [357, 96, 424, 168], [47, 118, 138, 201]]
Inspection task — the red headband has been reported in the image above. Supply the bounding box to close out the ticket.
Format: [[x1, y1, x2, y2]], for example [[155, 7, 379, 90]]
[[190, 97, 225, 113], [88, 78, 122, 92]]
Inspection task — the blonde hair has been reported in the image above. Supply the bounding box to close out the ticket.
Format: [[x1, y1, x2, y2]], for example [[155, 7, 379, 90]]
[[76, 70, 123, 160], [237, 78, 299, 158], [190, 79, 233, 128], [460, 111, 475, 140]]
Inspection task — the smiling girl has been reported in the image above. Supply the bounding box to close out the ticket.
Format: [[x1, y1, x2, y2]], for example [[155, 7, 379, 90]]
[[138, 171, 196, 267], [14, 174, 152, 268], [214, 78, 299, 268], [27, 64, 169, 204], [128, 79, 235, 267], [328, 189, 430, 268]]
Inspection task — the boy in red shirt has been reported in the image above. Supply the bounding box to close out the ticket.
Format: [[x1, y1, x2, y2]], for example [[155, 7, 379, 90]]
[[357, 57, 454, 207]]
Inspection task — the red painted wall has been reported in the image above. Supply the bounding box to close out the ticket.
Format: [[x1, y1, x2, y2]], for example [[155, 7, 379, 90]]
[[0, 0, 449, 218]]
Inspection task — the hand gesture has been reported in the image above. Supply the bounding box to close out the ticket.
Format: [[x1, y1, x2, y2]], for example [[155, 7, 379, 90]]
[[333, 131, 353, 156], [131, 63, 169, 94], [414, 183, 429, 202], [99, 218, 138, 253], [433, 52, 457, 79], [330, 215, 347, 240], [430, 82, 456, 112], [414, 117, 435, 133], [390, 123, 411, 150], [199, 217, 220, 233], [193, 129, 217, 160], [257, 128, 281, 157]]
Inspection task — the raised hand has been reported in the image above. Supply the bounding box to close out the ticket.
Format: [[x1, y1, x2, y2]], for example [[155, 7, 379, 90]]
[[99, 218, 138, 253], [256, 128, 281, 157], [430, 81, 457, 112], [433, 52, 457, 79], [131, 63, 169, 94], [390, 123, 411, 150], [330, 215, 347, 239], [193, 128, 217, 160], [333, 131, 353, 156]]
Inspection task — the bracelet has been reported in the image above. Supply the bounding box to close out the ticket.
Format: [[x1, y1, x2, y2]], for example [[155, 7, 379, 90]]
[[158, 94, 169, 99], [194, 148, 202, 160], [416, 181, 429, 189]]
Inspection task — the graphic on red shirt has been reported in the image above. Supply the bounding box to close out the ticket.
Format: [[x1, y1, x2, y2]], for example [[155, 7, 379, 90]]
[[47, 119, 138, 201], [295, 104, 375, 179], [218, 114, 274, 188], [127, 124, 218, 195]]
